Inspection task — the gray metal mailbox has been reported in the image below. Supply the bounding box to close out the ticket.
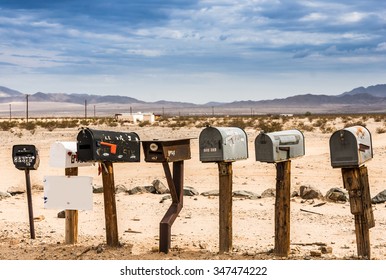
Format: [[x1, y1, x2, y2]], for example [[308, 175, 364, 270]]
[[255, 129, 305, 163], [199, 126, 248, 162], [329, 125, 372, 168], [142, 139, 191, 163], [77, 128, 140, 163]]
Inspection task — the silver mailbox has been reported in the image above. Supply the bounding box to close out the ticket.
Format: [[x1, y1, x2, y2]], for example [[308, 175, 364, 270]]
[[49, 141, 93, 168], [329, 125, 372, 168], [255, 129, 305, 163], [199, 126, 248, 162]]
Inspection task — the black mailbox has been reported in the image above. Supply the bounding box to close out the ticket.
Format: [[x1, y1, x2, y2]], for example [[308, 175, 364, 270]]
[[142, 139, 191, 163], [77, 128, 140, 162], [12, 145, 40, 170]]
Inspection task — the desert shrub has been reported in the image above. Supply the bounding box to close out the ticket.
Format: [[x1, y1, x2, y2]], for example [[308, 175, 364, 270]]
[[79, 119, 90, 126], [256, 120, 283, 132], [343, 120, 366, 128], [19, 122, 37, 130], [376, 127, 386, 134], [226, 118, 247, 129], [138, 120, 151, 127], [0, 121, 18, 131], [296, 121, 314, 132]]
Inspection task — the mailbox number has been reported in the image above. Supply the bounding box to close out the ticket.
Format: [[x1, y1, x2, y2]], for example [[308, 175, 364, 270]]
[[203, 148, 217, 153], [14, 156, 35, 166]]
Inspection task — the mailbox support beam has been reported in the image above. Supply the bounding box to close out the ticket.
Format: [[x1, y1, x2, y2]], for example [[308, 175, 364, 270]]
[[218, 162, 233, 254], [341, 166, 374, 259], [101, 161, 119, 247], [274, 160, 291, 257], [159, 161, 184, 254], [24, 169, 35, 239], [65, 167, 79, 244]]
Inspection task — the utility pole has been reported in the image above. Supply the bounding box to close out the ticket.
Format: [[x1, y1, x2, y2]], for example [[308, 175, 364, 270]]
[[84, 100, 87, 119], [94, 105, 96, 118], [26, 95, 29, 123], [9, 104, 11, 121]]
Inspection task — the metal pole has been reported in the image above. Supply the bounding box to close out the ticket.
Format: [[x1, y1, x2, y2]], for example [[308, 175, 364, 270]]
[[9, 104, 11, 120], [25, 169, 35, 239], [26, 95, 28, 122], [84, 100, 87, 119], [93, 105, 96, 118]]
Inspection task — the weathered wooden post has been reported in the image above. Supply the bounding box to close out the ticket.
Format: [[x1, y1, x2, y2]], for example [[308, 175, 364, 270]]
[[12, 145, 40, 239], [47, 141, 93, 244], [199, 126, 248, 254], [77, 128, 140, 247], [255, 129, 305, 257], [330, 125, 374, 259], [142, 139, 192, 254]]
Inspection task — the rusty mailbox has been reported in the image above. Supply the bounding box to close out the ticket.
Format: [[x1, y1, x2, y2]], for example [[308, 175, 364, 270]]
[[329, 125, 372, 168], [255, 129, 305, 163], [12, 144, 40, 170], [50, 141, 92, 168], [77, 128, 140, 163], [141, 138, 192, 254], [199, 126, 248, 162], [142, 139, 191, 163]]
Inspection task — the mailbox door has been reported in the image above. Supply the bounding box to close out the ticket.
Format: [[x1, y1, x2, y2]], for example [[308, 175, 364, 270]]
[[50, 141, 92, 168], [330, 131, 358, 168], [255, 134, 275, 162], [199, 127, 224, 162], [77, 129, 95, 162]]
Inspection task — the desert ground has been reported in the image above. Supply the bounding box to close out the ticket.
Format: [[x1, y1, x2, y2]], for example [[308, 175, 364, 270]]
[[1, 115, 386, 260]]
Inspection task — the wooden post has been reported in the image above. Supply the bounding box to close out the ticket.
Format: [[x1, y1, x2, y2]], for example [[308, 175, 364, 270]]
[[274, 160, 291, 257], [101, 161, 119, 247], [218, 161, 233, 254], [341, 166, 374, 259], [65, 167, 78, 244]]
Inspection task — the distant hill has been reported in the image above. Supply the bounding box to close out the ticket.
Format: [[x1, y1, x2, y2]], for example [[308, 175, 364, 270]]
[[1, 84, 386, 114], [341, 84, 386, 97]]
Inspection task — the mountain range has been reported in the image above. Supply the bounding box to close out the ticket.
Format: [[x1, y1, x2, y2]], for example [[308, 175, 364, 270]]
[[1, 84, 386, 114]]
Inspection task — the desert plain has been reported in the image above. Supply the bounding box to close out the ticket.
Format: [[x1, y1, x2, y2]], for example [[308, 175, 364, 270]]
[[1, 114, 386, 260]]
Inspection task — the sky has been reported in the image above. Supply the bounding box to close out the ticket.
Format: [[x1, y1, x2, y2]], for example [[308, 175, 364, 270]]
[[0, 0, 385, 103]]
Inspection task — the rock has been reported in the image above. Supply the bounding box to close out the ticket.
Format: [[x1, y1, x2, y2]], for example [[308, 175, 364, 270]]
[[261, 188, 275, 198], [7, 186, 25, 196], [93, 185, 104, 193], [32, 184, 44, 191], [34, 215, 45, 222], [232, 190, 261, 199], [201, 190, 219, 197], [184, 186, 199, 196], [371, 190, 386, 204], [0, 191, 11, 200], [325, 188, 348, 203], [115, 184, 127, 194], [310, 250, 322, 257], [299, 185, 323, 199], [160, 195, 171, 203], [127, 186, 156, 195], [57, 210, 65, 218], [152, 179, 169, 194], [320, 246, 333, 254]]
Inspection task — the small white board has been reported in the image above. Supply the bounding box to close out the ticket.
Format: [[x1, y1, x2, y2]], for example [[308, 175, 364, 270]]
[[44, 176, 93, 210]]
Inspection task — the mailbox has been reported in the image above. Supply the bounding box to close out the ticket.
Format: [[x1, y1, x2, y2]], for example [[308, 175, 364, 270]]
[[199, 127, 248, 162], [50, 141, 93, 168], [329, 125, 372, 168], [77, 128, 140, 163], [142, 139, 191, 163], [255, 129, 305, 163], [12, 145, 40, 170]]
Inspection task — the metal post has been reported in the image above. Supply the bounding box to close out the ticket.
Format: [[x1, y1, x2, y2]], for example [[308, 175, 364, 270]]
[[84, 100, 87, 119], [25, 169, 35, 239], [26, 95, 29, 123], [159, 161, 184, 253]]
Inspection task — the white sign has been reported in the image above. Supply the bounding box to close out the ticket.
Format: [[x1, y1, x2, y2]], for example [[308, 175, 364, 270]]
[[44, 176, 93, 210]]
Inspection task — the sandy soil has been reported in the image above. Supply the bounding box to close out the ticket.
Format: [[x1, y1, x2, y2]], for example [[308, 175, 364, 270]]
[[1, 119, 386, 260]]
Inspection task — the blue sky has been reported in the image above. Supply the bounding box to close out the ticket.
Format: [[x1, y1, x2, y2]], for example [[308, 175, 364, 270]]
[[0, 0, 385, 103]]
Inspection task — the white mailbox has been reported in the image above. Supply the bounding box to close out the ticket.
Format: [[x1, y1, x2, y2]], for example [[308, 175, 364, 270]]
[[255, 129, 305, 163], [329, 125, 373, 168], [50, 141, 92, 168]]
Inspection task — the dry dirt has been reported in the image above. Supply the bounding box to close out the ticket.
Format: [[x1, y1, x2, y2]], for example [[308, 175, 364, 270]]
[[1, 118, 386, 260]]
